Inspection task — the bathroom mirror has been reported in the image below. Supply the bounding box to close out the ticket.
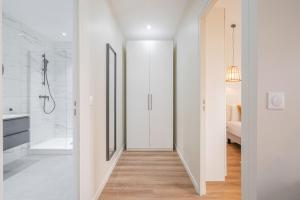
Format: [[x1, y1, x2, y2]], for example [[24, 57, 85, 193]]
[[106, 43, 117, 161]]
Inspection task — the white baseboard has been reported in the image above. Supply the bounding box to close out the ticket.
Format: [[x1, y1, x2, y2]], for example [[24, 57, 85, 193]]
[[176, 146, 200, 194], [92, 146, 124, 200]]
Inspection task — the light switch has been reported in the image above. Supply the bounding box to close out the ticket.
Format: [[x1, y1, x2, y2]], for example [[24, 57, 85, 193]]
[[267, 92, 285, 110]]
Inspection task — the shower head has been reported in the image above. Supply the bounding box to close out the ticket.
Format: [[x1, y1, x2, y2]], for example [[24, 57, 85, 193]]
[[42, 54, 49, 75], [42, 54, 49, 65]]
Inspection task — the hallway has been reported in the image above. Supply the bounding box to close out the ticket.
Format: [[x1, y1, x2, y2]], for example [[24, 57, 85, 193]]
[[100, 144, 240, 200]]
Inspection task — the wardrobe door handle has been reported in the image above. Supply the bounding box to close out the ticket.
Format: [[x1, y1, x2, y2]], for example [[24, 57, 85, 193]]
[[148, 94, 150, 110], [150, 94, 153, 110]]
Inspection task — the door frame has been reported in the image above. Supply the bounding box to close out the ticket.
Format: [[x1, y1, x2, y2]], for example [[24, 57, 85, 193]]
[[199, 0, 258, 199], [0, 0, 80, 199], [73, 0, 80, 199], [0, 1, 3, 198]]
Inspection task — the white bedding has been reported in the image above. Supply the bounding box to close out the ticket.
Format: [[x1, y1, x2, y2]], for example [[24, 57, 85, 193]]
[[226, 121, 241, 137]]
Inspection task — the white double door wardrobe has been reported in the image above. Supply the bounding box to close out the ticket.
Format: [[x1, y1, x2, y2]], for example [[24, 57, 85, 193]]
[[126, 40, 173, 150]]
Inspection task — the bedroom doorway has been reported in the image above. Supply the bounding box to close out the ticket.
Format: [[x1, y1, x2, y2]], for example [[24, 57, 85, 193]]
[[200, 0, 242, 197]]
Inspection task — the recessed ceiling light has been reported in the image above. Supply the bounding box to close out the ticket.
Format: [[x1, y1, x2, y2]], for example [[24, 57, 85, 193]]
[[147, 25, 152, 30], [62, 32, 67, 37]]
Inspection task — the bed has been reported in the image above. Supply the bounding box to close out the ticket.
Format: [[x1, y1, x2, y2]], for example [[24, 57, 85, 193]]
[[227, 121, 241, 145], [226, 105, 241, 145]]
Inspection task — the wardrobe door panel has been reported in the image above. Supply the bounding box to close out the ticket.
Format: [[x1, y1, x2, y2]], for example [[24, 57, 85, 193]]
[[149, 41, 173, 149], [126, 42, 150, 149]]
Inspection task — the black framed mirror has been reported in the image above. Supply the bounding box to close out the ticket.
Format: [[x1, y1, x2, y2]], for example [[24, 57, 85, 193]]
[[106, 43, 117, 161]]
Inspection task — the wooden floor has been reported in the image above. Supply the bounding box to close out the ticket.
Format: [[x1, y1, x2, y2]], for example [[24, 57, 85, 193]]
[[100, 144, 241, 200]]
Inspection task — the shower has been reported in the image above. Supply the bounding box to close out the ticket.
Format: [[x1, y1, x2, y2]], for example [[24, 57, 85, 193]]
[[39, 54, 56, 114]]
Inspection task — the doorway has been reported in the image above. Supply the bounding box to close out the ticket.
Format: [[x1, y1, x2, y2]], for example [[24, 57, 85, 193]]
[[200, 0, 242, 197], [1, 0, 79, 199]]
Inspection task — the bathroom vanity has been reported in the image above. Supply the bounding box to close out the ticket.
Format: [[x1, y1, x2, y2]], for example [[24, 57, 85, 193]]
[[3, 114, 30, 150]]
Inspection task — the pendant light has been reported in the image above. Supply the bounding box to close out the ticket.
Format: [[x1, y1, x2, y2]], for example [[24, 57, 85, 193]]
[[226, 24, 241, 82]]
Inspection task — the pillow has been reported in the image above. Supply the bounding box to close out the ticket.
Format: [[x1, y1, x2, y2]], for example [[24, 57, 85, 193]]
[[231, 106, 241, 121], [237, 105, 242, 118], [226, 105, 232, 121]]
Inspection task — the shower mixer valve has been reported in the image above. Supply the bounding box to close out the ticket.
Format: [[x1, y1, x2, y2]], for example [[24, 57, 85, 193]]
[[39, 95, 49, 101]]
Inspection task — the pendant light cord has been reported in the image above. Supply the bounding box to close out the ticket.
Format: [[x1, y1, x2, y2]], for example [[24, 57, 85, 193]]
[[231, 24, 236, 66]]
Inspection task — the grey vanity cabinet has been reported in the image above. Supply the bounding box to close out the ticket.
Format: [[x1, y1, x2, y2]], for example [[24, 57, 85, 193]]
[[3, 117, 30, 150]]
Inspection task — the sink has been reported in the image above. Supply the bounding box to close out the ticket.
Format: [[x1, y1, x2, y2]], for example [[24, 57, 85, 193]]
[[3, 114, 30, 120]]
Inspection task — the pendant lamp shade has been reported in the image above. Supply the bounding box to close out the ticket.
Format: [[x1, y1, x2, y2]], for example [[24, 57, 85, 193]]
[[226, 65, 241, 82]]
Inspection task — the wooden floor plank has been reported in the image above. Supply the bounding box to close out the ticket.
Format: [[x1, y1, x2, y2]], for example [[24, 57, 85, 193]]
[[100, 144, 241, 200]]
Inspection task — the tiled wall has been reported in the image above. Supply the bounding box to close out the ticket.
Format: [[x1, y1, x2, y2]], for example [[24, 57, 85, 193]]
[[3, 14, 73, 157], [3, 15, 30, 115]]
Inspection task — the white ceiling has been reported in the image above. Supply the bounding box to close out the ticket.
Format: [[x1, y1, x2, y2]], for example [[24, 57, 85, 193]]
[[3, 0, 73, 42], [109, 0, 192, 40]]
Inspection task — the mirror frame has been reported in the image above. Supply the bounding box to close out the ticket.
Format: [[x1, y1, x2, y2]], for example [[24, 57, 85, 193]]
[[106, 43, 117, 161]]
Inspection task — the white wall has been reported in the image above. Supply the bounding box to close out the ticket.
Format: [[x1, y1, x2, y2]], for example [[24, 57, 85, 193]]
[[78, 0, 124, 199], [204, 7, 226, 181], [175, 0, 208, 192], [256, 0, 300, 199]]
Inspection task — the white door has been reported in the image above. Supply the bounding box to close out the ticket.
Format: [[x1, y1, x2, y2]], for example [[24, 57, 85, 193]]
[[204, 7, 226, 181], [126, 41, 150, 149], [149, 41, 173, 149]]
